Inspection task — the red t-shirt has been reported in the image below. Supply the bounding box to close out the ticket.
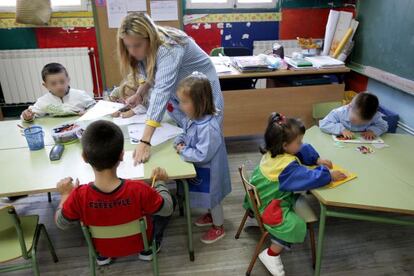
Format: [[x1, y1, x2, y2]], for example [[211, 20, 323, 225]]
[[62, 179, 163, 257]]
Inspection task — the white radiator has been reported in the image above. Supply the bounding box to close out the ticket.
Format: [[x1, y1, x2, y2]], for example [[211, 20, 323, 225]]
[[0, 47, 94, 104]]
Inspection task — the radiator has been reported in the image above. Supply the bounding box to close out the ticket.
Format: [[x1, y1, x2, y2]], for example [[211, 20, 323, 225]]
[[0, 47, 95, 104]]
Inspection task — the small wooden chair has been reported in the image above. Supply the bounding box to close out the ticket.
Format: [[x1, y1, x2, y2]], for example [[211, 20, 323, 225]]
[[0, 205, 58, 275], [312, 101, 342, 125], [235, 166, 317, 275], [81, 217, 159, 276]]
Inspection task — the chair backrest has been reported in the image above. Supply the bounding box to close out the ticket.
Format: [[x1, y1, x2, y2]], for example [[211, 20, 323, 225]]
[[312, 101, 342, 120], [238, 165, 265, 232], [0, 205, 29, 258], [223, 47, 252, 57], [81, 217, 150, 255], [210, 47, 224, 56]]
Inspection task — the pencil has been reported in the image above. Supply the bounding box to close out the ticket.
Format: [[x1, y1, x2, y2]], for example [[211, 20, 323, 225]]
[[151, 175, 157, 188]]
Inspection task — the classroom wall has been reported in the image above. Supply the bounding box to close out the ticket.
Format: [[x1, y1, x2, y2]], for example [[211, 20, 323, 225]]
[[183, 0, 356, 54]]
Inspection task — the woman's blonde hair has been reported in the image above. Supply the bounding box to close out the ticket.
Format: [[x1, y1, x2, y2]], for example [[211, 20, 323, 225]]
[[117, 12, 187, 83]]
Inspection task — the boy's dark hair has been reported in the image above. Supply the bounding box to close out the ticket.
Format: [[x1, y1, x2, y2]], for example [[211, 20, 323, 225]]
[[41, 63, 68, 82], [260, 113, 306, 158], [352, 92, 379, 121], [81, 120, 124, 171], [178, 72, 216, 119]]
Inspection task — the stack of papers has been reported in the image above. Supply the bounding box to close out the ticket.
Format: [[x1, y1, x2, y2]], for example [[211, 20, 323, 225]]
[[231, 56, 273, 72], [128, 123, 183, 146], [77, 101, 125, 121], [305, 56, 345, 69]]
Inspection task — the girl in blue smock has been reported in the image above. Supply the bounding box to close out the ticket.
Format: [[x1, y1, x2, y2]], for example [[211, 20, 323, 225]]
[[174, 72, 231, 244]]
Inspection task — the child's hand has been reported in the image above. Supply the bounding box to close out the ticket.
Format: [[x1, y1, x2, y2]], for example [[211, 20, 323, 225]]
[[176, 143, 185, 153], [330, 170, 347, 182], [22, 109, 34, 121], [362, 130, 376, 140], [121, 109, 135, 118], [341, 129, 354, 139], [56, 177, 79, 195], [151, 167, 169, 182], [111, 111, 121, 117], [317, 158, 333, 169]]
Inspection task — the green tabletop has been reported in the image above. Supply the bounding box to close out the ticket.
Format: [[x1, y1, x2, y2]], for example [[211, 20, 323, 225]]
[[0, 137, 195, 197], [0, 117, 79, 150], [304, 126, 414, 215]]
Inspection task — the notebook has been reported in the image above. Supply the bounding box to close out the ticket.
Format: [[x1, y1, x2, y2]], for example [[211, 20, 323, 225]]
[[332, 134, 385, 144], [325, 164, 357, 189], [305, 56, 345, 69]]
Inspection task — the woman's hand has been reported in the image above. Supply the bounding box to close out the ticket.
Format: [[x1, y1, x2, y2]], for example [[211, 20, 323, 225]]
[[125, 93, 141, 108], [133, 142, 151, 165]]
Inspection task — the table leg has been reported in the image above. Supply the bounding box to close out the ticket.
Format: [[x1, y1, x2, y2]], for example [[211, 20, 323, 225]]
[[182, 179, 194, 261], [315, 203, 327, 276]]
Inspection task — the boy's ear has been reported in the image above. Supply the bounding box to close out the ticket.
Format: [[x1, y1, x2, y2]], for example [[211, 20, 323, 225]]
[[42, 82, 47, 89], [119, 150, 124, 162], [282, 142, 289, 151], [82, 151, 88, 163]]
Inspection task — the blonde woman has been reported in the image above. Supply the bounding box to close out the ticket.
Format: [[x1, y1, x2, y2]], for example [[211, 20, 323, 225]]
[[117, 12, 224, 164]]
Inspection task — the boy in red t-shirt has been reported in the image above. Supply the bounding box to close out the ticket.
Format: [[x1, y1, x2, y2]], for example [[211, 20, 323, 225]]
[[54, 120, 174, 265]]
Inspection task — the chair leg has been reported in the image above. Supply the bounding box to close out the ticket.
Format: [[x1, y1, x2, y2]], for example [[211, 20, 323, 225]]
[[246, 231, 269, 276], [308, 223, 316, 269], [89, 249, 96, 276], [40, 224, 59, 262], [31, 248, 40, 276], [235, 210, 249, 239], [47, 192, 52, 202], [152, 240, 159, 276]]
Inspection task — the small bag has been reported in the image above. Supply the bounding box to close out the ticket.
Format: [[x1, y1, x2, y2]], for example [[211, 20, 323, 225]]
[[261, 199, 284, 227], [16, 0, 52, 25]]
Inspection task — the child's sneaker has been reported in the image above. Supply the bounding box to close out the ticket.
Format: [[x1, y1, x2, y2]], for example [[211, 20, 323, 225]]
[[138, 242, 161, 261], [200, 226, 225, 244], [258, 249, 285, 276], [96, 256, 112, 266], [195, 213, 213, 227]]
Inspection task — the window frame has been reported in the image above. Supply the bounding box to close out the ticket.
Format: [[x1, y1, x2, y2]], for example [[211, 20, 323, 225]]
[[0, 0, 88, 12], [185, 0, 278, 10]]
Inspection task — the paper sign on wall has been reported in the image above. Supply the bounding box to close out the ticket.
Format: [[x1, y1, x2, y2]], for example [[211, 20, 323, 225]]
[[150, 0, 178, 21]]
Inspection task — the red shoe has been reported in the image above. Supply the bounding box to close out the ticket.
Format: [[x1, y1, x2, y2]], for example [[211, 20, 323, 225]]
[[195, 213, 213, 227], [200, 226, 225, 244]]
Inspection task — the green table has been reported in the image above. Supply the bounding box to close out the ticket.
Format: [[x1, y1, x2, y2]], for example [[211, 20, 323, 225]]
[[304, 126, 414, 276], [0, 118, 197, 261]]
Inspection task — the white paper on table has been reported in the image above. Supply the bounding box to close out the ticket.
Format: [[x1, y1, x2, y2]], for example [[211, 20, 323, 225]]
[[107, 0, 127, 28], [77, 101, 125, 122], [128, 122, 183, 146], [77, 151, 144, 184], [150, 0, 178, 21], [112, 114, 146, 126], [127, 0, 147, 11], [214, 64, 232, 74], [322, 10, 339, 56]]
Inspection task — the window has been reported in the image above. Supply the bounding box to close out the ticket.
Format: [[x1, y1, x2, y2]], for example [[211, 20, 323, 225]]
[[0, 0, 88, 12], [186, 0, 277, 10]]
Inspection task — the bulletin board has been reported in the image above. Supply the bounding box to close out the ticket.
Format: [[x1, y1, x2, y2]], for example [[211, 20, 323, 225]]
[[94, 0, 182, 89]]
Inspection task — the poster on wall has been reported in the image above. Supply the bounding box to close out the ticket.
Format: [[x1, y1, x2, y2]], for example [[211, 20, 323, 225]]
[[150, 0, 178, 21], [107, 0, 147, 28]]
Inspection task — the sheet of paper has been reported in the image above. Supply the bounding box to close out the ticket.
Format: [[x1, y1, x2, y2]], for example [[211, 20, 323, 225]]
[[77, 151, 144, 184], [214, 64, 232, 74], [107, 0, 127, 28], [77, 101, 125, 122], [331, 134, 385, 144], [128, 122, 183, 146], [329, 11, 353, 56], [112, 114, 146, 126], [322, 10, 339, 56], [150, 0, 178, 21], [127, 0, 147, 11]]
